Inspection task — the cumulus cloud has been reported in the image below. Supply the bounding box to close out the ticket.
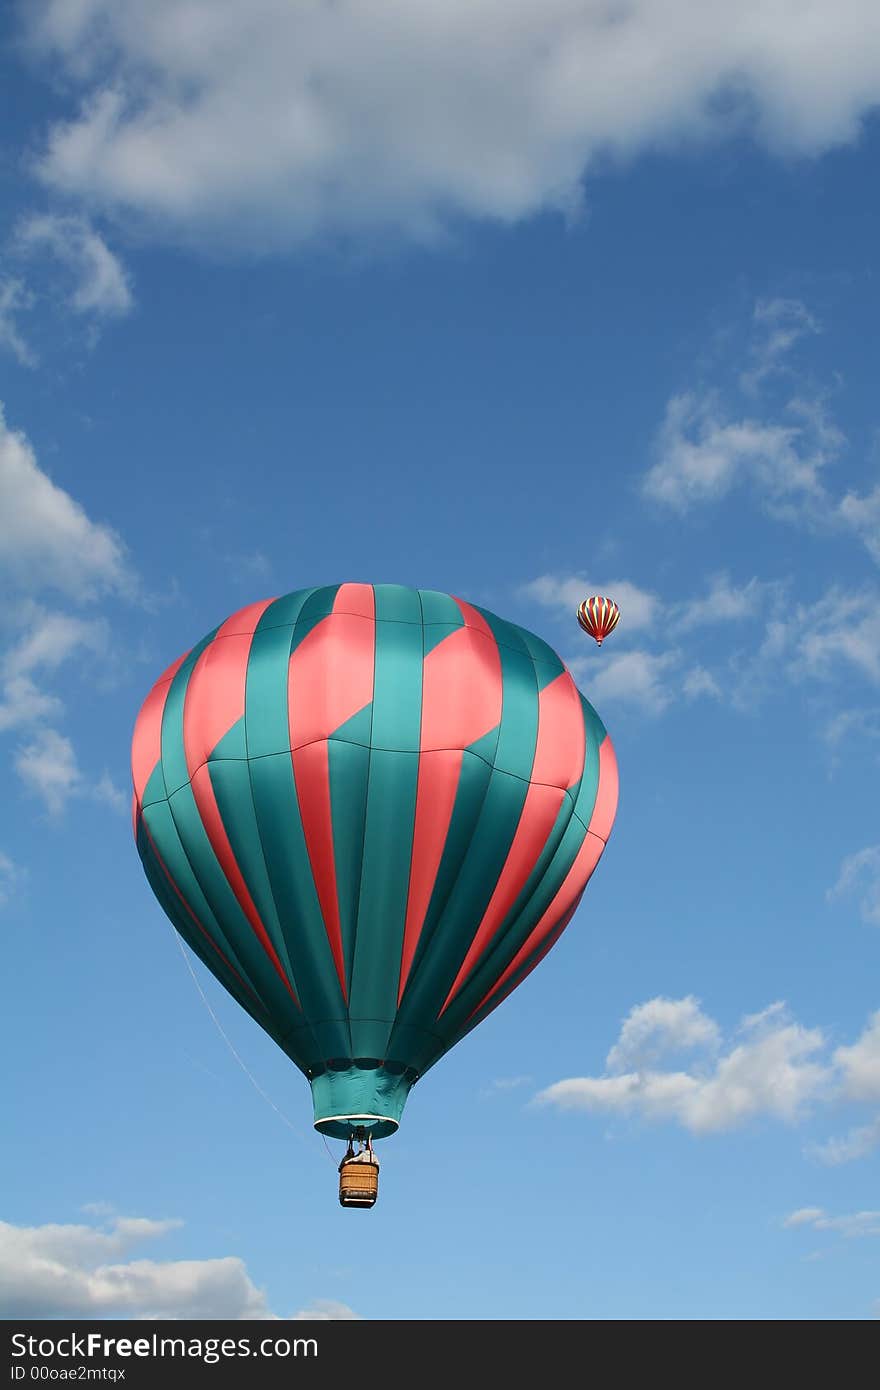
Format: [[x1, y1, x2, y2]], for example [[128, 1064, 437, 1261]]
[[0, 405, 132, 600], [536, 998, 880, 1158], [535, 998, 832, 1134], [16, 214, 133, 318], [834, 1011, 880, 1103], [828, 846, 880, 926], [22, 1, 880, 250], [0, 1213, 358, 1320], [605, 996, 721, 1072], [0, 410, 136, 821]]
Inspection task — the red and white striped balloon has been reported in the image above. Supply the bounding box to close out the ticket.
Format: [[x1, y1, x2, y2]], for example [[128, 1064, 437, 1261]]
[[577, 595, 620, 647]]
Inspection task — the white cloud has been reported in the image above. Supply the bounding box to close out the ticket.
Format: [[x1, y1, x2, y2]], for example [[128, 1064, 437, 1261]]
[[605, 996, 721, 1072], [14, 728, 82, 815], [784, 1207, 826, 1228], [575, 647, 679, 715], [809, 1117, 880, 1165], [24, 1, 880, 250], [535, 998, 832, 1133], [0, 405, 132, 600], [16, 214, 133, 318], [784, 1207, 880, 1238], [677, 574, 779, 630], [522, 575, 659, 633], [642, 390, 839, 513], [0, 279, 36, 368], [682, 665, 721, 700], [740, 298, 820, 394], [92, 771, 128, 814], [0, 851, 23, 907], [0, 1213, 358, 1320], [838, 483, 880, 564], [0, 608, 106, 734], [828, 845, 880, 926], [793, 590, 880, 686], [292, 1301, 362, 1321], [834, 1011, 880, 1103]]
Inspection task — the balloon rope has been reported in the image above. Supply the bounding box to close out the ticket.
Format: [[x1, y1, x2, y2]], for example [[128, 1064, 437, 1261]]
[[171, 928, 336, 1165]]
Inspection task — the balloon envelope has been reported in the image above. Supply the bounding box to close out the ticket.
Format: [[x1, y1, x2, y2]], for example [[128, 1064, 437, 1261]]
[[132, 584, 618, 1138], [577, 595, 621, 646]]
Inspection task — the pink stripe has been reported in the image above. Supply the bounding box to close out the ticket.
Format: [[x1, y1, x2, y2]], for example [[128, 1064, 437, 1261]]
[[182, 596, 296, 1003], [131, 650, 188, 806], [440, 782, 564, 1014], [398, 749, 463, 1003], [588, 735, 619, 842], [333, 582, 375, 619], [466, 830, 605, 1021], [468, 899, 581, 1024], [396, 613, 503, 1001], [183, 600, 274, 773], [287, 603, 377, 997], [438, 672, 584, 1013], [289, 611, 375, 747], [463, 733, 619, 1018], [291, 740, 348, 997]]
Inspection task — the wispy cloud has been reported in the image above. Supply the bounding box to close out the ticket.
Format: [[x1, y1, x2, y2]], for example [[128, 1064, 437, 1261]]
[[642, 389, 839, 514], [0, 851, 23, 908], [640, 296, 880, 569], [784, 1207, 880, 1238], [0, 279, 36, 368], [828, 846, 880, 926], [16, 214, 133, 319], [0, 405, 133, 601], [740, 298, 821, 395], [808, 1117, 880, 1166], [14, 728, 82, 816]]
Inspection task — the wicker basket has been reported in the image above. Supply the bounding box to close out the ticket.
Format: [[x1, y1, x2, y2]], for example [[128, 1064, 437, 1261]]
[[339, 1158, 379, 1208]]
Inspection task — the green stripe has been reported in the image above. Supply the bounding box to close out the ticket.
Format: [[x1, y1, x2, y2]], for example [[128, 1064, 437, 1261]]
[[137, 808, 264, 1009], [327, 738, 371, 994], [207, 751, 299, 997], [245, 610, 350, 1062], [159, 628, 218, 796], [348, 592, 422, 1055], [164, 781, 304, 1037]]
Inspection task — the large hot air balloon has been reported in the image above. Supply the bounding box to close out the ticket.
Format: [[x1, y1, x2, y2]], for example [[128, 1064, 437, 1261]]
[[132, 584, 618, 1201]]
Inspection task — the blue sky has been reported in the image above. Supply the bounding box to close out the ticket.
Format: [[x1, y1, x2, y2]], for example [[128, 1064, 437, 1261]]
[[1, 1, 880, 1321]]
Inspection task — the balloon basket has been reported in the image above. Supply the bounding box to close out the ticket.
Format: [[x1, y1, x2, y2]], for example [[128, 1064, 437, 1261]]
[[338, 1157, 379, 1209]]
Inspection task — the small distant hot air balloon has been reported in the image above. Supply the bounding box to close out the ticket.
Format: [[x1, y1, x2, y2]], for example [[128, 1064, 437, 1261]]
[[577, 596, 620, 647]]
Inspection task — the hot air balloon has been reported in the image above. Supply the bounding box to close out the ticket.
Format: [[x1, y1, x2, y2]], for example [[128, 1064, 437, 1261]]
[[577, 595, 620, 647], [132, 584, 618, 1205]]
